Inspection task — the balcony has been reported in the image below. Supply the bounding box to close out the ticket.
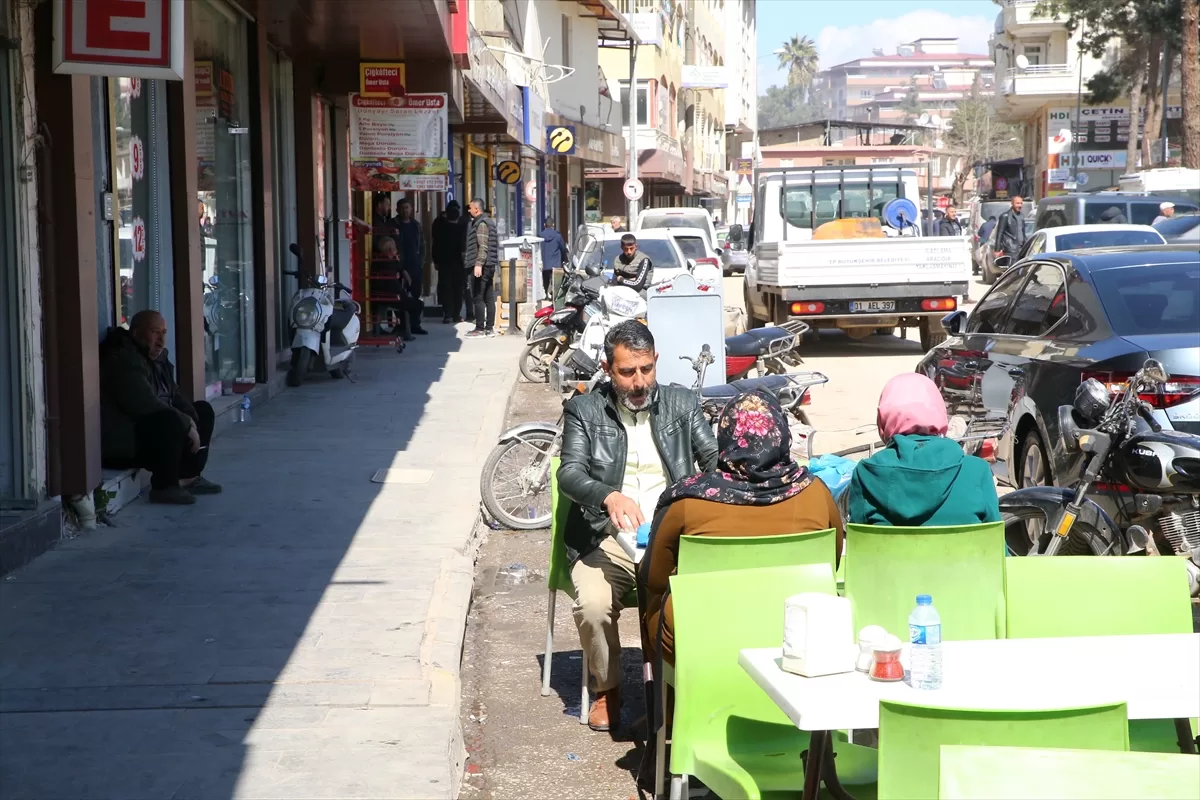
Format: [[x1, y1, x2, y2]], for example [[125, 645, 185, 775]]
[[1000, 0, 1068, 35], [1001, 64, 1079, 98]]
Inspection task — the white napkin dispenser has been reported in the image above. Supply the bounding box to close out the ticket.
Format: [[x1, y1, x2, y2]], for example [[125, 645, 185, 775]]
[[780, 592, 856, 677]]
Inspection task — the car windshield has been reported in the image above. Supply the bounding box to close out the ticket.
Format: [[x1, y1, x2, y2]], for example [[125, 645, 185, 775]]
[[598, 238, 681, 269], [639, 213, 709, 232], [1153, 215, 1200, 236], [1052, 230, 1163, 250], [673, 236, 709, 259], [1091, 261, 1200, 335]]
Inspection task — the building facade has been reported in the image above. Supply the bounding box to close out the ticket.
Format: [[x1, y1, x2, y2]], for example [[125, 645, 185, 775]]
[[723, 0, 757, 226]]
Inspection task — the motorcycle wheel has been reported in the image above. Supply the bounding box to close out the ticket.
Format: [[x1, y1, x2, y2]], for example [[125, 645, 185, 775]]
[[480, 429, 559, 530], [287, 348, 312, 387], [519, 341, 559, 384], [1002, 508, 1108, 556]]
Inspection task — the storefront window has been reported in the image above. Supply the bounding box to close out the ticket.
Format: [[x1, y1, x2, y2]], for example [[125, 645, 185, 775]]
[[269, 50, 298, 351], [195, 0, 256, 395], [470, 152, 488, 204]]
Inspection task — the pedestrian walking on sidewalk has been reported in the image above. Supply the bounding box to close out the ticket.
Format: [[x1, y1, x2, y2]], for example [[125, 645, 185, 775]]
[[433, 200, 466, 323], [465, 198, 498, 338], [99, 310, 222, 505], [538, 217, 568, 306]]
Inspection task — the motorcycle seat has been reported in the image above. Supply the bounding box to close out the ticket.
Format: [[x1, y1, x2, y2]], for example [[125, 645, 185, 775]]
[[700, 374, 796, 399], [725, 325, 797, 357]]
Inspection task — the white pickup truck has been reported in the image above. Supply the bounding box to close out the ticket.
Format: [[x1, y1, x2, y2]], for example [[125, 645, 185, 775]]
[[740, 165, 972, 350]]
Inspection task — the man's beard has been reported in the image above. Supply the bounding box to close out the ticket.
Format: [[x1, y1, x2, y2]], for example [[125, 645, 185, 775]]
[[616, 381, 656, 412]]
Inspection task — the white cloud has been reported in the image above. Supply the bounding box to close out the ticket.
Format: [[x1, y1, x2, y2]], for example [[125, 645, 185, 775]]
[[816, 10, 995, 69]]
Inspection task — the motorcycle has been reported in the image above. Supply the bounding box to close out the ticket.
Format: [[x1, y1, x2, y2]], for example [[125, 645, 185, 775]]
[[284, 243, 361, 387], [520, 265, 605, 383], [1000, 358, 1200, 596], [481, 345, 828, 530]]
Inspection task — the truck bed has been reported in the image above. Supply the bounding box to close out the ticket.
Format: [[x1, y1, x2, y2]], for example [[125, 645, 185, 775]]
[[755, 236, 971, 288]]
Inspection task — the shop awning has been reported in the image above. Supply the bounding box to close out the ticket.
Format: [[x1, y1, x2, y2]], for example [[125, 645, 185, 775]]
[[585, 148, 685, 186]]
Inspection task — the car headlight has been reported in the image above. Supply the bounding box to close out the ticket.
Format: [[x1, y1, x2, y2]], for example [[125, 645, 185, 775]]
[[292, 297, 321, 328]]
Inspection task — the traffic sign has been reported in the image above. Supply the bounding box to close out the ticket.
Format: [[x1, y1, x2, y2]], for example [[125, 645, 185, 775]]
[[1075, 172, 1090, 187], [936, 195, 950, 210], [524, 179, 537, 203], [495, 160, 521, 184], [623, 178, 644, 201]]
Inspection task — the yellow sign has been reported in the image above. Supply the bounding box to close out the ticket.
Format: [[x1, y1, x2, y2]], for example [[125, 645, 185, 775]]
[[359, 62, 406, 98], [548, 126, 576, 154], [495, 160, 522, 184]]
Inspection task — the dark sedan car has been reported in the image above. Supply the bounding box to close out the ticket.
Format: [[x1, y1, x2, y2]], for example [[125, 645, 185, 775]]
[[919, 245, 1200, 493]]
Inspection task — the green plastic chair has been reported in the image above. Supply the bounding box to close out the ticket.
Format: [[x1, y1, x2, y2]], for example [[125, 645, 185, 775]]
[[677, 528, 837, 575], [541, 457, 636, 723], [1004, 556, 1198, 754], [844, 522, 1007, 641], [669, 563, 878, 800], [939, 745, 1200, 800], [878, 699, 1130, 800]]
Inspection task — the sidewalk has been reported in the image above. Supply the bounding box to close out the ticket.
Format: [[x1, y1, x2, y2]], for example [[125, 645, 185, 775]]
[[0, 324, 525, 800]]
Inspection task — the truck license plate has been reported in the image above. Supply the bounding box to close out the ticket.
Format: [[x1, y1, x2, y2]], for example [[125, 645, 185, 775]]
[[850, 300, 896, 312]]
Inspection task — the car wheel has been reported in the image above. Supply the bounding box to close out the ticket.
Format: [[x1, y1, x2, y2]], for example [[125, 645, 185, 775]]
[[744, 283, 766, 329], [980, 261, 997, 285]]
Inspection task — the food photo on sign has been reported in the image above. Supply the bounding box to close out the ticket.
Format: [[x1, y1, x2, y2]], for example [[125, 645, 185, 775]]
[[348, 93, 449, 192]]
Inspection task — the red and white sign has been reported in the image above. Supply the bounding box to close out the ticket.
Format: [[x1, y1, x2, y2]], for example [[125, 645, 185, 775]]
[[53, 0, 186, 80], [524, 179, 537, 203], [936, 195, 950, 210], [130, 77, 142, 98], [130, 134, 145, 181], [131, 216, 147, 262]]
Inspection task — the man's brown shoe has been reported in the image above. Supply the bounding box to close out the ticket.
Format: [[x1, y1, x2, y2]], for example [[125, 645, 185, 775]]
[[588, 689, 620, 732]]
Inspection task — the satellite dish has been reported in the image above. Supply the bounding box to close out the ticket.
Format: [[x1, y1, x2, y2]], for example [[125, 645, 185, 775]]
[[1015, 54, 1030, 70], [883, 198, 920, 230], [918, 113, 932, 126]]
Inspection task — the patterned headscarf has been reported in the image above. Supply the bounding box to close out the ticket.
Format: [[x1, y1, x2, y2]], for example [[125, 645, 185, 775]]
[[656, 391, 812, 510]]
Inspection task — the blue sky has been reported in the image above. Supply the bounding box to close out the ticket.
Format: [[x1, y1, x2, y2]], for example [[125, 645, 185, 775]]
[[757, 0, 999, 90]]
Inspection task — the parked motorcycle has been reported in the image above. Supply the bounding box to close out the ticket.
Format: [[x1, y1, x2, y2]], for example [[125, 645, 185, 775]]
[[520, 265, 605, 383], [284, 243, 361, 387], [1000, 358, 1200, 596]]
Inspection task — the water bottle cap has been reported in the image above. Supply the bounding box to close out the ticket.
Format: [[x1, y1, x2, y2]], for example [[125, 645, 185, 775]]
[[916, 594, 932, 605]]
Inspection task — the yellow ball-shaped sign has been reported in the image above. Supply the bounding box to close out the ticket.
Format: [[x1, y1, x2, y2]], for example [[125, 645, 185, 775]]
[[549, 126, 575, 154]]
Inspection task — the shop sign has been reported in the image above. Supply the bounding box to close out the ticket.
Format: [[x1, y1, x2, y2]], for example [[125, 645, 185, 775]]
[[349, 93, 449, 192], [507, 84, 524, 143], [525, 90, 547, 152], [682, 65, 729, 90], [547, 125, 577, 155], [1060, 150, 1127, 170], [53, 0, 185, 80], [360, 63, 406, 98], [628, 12, 661, 45], [736, 158, 753, 176], [495, 160, 522, 184], [131, 216, 147, 262]]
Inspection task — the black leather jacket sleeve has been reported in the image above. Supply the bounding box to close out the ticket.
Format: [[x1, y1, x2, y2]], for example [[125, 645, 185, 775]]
[[613, 255, 652, 292], [557, 401, 616, 514], [689, 401, 719, 473]]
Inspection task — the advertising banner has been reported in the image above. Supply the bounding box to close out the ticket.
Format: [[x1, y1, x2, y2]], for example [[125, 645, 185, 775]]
[[682, 65, 729, 89], [349, 93, 449, 191]]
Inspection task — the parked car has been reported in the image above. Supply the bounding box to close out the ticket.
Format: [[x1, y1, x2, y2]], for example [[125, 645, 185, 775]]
[[635, 207, 718, 252], [1013, 224, 1165, 260], [1153, 213, 1200, 245], [665, 227, 722, 273], [1033, 192, 1198, 230], [920, 245, 1200, 498], [716, 227, 749, 275], [977, 217, 1036, 284]]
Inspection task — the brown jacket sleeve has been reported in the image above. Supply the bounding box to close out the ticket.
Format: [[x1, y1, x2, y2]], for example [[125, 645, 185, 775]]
[[637, 501, 687, 668]]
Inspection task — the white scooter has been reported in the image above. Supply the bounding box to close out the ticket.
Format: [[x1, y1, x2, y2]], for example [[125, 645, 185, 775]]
[[284, 243, 361, 386]]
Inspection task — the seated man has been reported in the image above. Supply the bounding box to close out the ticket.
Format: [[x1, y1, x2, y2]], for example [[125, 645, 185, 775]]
[[556, 320, 717, 732], [99, 310, 221, 505], [374, 235, 427, 340], [612, 233, 652, 292]]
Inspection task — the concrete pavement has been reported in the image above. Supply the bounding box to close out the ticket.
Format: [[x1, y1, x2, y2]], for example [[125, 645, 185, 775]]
[[0, 324, 525, 800]]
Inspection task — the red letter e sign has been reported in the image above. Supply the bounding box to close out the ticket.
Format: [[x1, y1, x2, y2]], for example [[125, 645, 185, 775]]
[[53, 0, 186, 80]]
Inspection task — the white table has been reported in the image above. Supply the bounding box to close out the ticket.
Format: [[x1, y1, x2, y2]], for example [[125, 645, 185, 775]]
[[738, 634, 1200, 800], [615, 530, 645, 564]]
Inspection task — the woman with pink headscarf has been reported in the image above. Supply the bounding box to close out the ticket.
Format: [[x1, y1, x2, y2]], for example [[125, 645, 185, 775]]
[[847, 373, 1000, 526]]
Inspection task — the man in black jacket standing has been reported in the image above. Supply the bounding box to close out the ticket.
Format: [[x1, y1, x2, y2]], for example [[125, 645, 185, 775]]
[[938, 205, 964, 237], [556, 321, 717, 732], [993, 195, 1027, 260], [433, 201, 466, 323], [464, 198, 499, 337]]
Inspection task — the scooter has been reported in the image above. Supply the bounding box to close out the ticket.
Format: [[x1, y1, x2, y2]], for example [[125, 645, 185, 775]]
[[284, 243, 361, 386]]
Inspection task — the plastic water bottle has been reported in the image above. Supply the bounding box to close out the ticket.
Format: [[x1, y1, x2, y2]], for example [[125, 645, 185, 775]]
[[908, 594, 942, 690], [237, 394, 251, 424]]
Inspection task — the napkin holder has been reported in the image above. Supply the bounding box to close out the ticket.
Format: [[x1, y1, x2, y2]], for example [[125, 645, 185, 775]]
[[781, 592, 856, 677]]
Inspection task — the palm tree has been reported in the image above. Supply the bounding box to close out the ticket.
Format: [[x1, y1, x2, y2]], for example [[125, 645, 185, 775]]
[[777, 35, 820, 96]]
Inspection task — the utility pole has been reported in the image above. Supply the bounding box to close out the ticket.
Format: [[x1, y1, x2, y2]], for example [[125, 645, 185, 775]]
[[627, 34, 639, 223]]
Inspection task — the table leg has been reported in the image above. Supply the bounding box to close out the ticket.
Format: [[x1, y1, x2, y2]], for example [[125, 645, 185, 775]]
[[800, 731, 828, 800], [1174, 718, 1198, 755], [819, 732, 857, 800]]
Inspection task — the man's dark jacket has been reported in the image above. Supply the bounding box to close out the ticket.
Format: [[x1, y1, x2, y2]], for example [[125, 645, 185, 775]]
[[994, 208, 1027, 256], [99, 327, 197, 464], [613, 253, 652, 292], [431, 213, 465, 267], [556, 384, 718, 563], [938, 217, 963, 237], [464, 212, 500, 275]]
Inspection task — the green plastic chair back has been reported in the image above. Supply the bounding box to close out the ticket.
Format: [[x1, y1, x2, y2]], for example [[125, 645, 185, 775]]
[[547, 457, 575, 597], [677, 528, 836, 575], [670, 563, 877, 799], [844, 522, 1006, 641], [878, 699, 1130, 800], [1004, 556, 1197, 753]]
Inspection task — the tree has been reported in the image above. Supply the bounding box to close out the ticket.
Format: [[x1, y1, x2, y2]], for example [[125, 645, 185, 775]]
[[758, 82, 832, 129], [944, 79, 1024, 203], [897, 76, 924, 125], [1182, 0, 1200, 167], [776, 35, 820, 97]]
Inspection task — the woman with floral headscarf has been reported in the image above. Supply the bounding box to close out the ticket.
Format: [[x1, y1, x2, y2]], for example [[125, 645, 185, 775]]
[[636, 390, 842, 669], [848, 372, 1000, 527]]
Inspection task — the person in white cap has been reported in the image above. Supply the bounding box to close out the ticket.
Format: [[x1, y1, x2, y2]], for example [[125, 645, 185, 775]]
[[1153, 202, 1176, 225]]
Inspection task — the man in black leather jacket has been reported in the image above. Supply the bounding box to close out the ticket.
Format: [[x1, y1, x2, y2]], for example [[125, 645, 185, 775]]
[[556, 321, 717, 732], [612, 233, 652, 292]]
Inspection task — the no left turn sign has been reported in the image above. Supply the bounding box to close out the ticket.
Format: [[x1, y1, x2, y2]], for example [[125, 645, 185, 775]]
[[623, 178, 644, 201]]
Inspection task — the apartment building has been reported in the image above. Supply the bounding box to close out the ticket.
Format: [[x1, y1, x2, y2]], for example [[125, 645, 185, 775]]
[[822, 38, 993, 122], [990, 0, 1183, 198], [724, 0, 757, 224], [684, 0, 729, 208]]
